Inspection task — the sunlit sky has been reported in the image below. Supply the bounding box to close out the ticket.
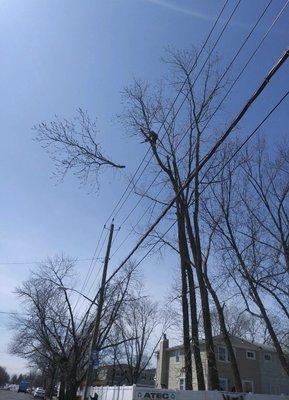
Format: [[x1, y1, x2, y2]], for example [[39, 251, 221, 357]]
[[0, 0, 288, 375]]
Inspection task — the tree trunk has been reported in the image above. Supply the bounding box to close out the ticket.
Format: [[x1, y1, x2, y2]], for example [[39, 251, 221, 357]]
[[204, 273, 243, 392], [249, 282, 289, 376], [177, 205, 193, 390], [65, 377, 79, 400], [186, 257, 206, 390], [58, 374, 66, 400], [185, 213, 219, 390], [48, 366, 57, 400]]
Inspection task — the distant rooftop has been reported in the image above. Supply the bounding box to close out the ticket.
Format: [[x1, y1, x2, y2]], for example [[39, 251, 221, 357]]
[[163, 334, 276, 353]]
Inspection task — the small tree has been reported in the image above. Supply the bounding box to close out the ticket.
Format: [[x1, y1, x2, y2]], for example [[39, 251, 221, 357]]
[[0, 366, 9, 386], [106, 288, 166, 384]]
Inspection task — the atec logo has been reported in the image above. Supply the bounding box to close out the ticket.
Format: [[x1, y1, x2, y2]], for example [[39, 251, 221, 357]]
[[137, 392, 176, 399]]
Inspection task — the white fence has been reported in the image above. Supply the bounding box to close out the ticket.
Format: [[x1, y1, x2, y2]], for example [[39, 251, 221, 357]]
[[89, 385, 289, 400]]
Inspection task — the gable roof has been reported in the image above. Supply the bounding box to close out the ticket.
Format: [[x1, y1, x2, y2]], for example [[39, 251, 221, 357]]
[[166, 334, 276, 353]]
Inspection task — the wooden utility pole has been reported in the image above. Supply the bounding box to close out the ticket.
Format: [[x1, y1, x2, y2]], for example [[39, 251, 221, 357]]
[[83, 222, 115, 400]]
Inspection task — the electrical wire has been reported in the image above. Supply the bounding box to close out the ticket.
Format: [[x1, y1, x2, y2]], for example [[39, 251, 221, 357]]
[[74, 0, 235, 307], [102, 0, 232, 226], [73, 229, 110, 312], [0, 258, 97, 266], [104, 47, 289, 285], [110, 89, 289, 278], [107, 0, 279, 259], [108, 0, 241, 227]]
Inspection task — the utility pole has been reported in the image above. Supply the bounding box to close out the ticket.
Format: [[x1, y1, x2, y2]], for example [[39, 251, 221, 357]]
[[83, 222, 115, 400]]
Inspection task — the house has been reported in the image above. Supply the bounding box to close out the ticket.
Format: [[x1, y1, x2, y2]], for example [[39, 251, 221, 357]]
[[155, 334, 289, 395], [94, 364, 156, 387]]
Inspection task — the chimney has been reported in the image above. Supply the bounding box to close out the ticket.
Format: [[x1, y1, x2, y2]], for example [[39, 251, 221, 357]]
[[156, 333, 169, 389]]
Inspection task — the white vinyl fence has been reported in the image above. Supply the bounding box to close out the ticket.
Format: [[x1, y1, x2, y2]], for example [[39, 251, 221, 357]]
[[89, 385, 289, 400]]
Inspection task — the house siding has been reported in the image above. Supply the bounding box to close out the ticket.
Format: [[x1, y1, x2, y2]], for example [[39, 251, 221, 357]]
[[156, 336, 289, 395]]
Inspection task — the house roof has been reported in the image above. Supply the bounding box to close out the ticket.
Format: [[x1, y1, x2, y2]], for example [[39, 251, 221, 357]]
[[97, 364, 156, 372], [165, 334, 276, 353]]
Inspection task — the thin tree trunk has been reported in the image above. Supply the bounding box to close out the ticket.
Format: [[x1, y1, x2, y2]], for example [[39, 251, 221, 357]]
[[177, 205, 193, 390], [58, 374, 66, 400], [226, 220, 289, 377], [186, 262, 206, 390], [204, 273, 243, 392], [66, 377, 78, 400], [185, 213, 219, 390], [248, 282, 289, 376], [48, 366, 57, 399]]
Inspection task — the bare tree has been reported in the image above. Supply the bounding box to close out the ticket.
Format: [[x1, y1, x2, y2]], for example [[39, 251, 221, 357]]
[[10, 256, 136, 400], [0, 366, 10, 386], [209, 305, 269, 343], [120, 47, 230, 390], [106, 287, 167, 384], [207, 139, 289, 377]]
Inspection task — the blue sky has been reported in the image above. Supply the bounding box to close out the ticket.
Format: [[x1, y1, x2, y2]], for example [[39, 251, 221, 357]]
[[0, 0, 288, 375]]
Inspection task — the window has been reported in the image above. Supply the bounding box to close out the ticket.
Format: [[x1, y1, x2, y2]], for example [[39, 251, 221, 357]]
[[246, 350, 256, 360], [175, 349, 180, 362], [264, 353, 272, 361], [243, 380, 254, 393], [179, 378, 185, 390], [218, 346, 229, 362], [219, 378, 228, 392]]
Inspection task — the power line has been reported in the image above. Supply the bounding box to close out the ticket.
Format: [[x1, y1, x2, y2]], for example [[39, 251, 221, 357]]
[[2, 2, 285, 273], [110, 182, 167, 257], [102, 0, 232, 226], [0, 311, 29, 315], [108, 0, 241, 226], [174, 0, 289, 160], [104, 47, 289, 285], [74, 227, 109, 309], [112, 88, 289, 280], [108, 0, 279, 258], [0, 258, 96, 266], [7, 94, 289, 328], [75, 1, 235, 307], [82, 0, 242, 277], [72, 228, 109, 312], [91, 0, 235, 229], [78, 228, 106, 297]]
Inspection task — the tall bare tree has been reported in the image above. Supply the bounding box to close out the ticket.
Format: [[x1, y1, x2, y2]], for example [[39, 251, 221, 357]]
[[207, 139, 289, 377], [121, 48, 230, 390]]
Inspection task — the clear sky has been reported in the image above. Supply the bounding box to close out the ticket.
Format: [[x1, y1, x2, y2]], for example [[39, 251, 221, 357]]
[[0, 0, 288, 375]]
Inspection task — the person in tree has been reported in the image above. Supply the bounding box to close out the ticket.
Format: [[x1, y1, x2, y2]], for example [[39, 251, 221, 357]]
[[140, 128, 158, 147]]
